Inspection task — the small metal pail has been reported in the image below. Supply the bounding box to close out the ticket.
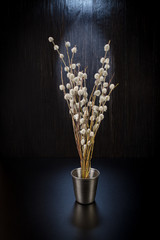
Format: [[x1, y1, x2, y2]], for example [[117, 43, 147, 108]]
[[71, 168, 100, 204]]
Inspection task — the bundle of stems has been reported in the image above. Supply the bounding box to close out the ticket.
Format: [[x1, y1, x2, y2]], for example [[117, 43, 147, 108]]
[[48, 37, 118, 178]]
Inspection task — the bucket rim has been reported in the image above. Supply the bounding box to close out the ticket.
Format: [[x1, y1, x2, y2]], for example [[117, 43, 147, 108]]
[[71, 167, 100, 180]]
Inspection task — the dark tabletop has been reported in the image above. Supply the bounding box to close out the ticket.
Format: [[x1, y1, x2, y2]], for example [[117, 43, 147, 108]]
[[0, 158, 146, 240]]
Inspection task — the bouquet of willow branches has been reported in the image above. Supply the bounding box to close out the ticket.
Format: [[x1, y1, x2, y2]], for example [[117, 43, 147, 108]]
[[48, 37, 118, 178]]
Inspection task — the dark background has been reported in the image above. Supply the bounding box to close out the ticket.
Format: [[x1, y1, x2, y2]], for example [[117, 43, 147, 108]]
[[0, 0, 158, 160], [0, 0, 158, 239]]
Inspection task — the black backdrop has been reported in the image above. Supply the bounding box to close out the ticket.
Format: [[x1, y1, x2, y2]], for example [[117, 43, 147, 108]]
[[0, 1, 158, 239], [0, 0, 159, 161]]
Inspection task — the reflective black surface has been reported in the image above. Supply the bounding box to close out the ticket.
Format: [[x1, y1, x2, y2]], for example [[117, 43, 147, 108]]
[[0, 158, 146, 240], [71, 201, 100, 230]]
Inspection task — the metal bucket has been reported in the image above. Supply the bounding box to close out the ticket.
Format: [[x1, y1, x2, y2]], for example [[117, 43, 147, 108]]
[[71, 168, 100, 204]]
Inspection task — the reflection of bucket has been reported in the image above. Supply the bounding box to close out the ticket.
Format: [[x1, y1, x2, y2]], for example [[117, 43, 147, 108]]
[[71, 201, 100, 229], [71, 168, 100, 204]]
